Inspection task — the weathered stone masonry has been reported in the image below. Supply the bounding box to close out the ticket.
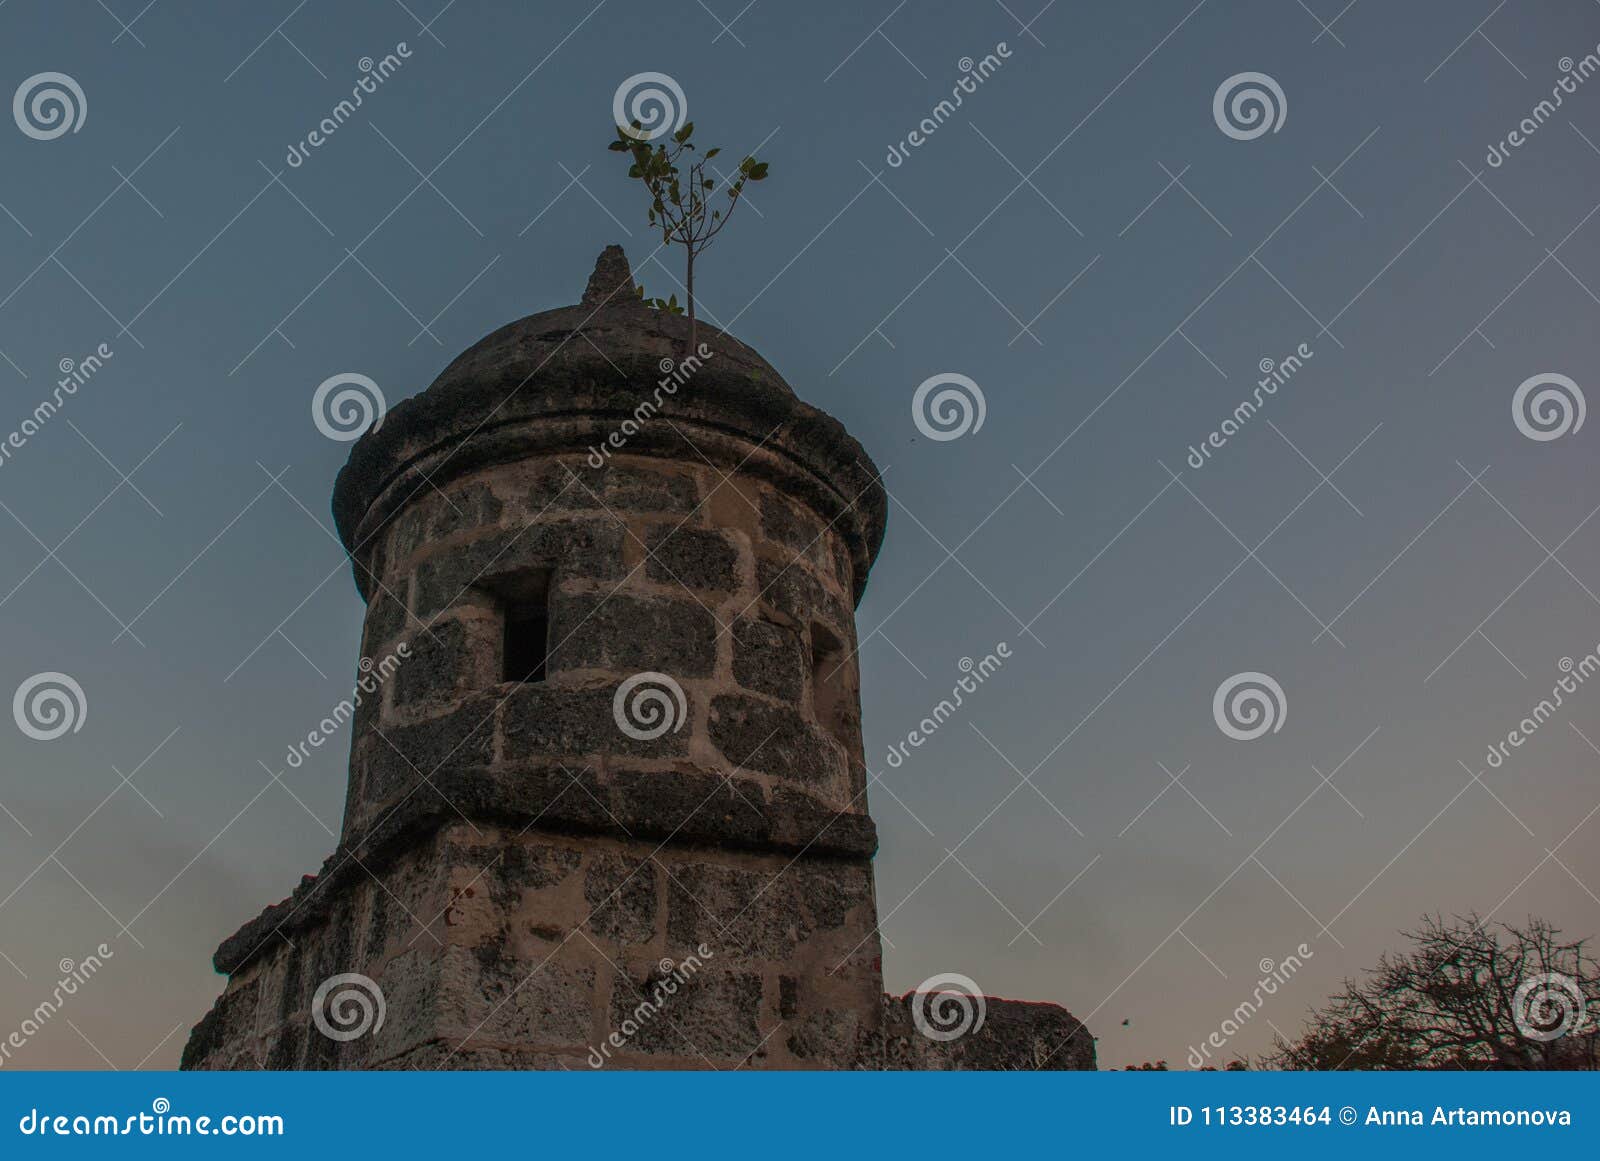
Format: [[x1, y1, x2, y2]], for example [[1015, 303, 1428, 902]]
[[182, 248, 1094, 1071]]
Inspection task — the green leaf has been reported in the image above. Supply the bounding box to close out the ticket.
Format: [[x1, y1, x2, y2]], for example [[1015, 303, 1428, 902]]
[[704, 147, 720, 159]]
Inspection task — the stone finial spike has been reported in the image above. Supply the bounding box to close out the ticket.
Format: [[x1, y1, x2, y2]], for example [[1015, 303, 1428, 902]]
[[581, 244, 637, 307]]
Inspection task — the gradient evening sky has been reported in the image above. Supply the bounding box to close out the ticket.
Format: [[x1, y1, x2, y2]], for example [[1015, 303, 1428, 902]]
[[2, 0, 1599, 1069]]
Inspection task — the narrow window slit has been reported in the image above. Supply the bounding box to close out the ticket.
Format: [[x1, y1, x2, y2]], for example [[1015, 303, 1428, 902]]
[[504, 609, 550, 684], [492, 568, 553, 685], [811, 622, 850, 742]]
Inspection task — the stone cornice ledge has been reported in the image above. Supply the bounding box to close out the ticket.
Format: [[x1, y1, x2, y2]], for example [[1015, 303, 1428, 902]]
[[212, 762, 877, 975]]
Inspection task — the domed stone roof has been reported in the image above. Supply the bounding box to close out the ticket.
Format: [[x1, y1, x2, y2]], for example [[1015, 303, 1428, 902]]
[[428, 244, 796, 399], [331, 246, 887, 602]]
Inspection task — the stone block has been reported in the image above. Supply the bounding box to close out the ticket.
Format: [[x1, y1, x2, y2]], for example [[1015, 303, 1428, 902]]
[[526, 459, 700, 516], [829, 536, 854, 597], [644, 524, 741, 593], [500, 682, 690, 761], [356, 697, 498, 810], [361, 587, 418, 658], [785, 1007, 869, 1068], [879, 993, 1096, 1070], [446, 945, 594, 1047], [708, 693, 845, 788], [604, 966, 762, 1060], [444, 835, 582, 911], [389, 618, 483, 710], [547, 590, 716, 678], [179, 977, 261, 1071], [413, 519, 626, 618], [375, 1040, 580, 1070], [760, 490, 826, 563], [755, 555, 852, 634], [731, 617, 805, 701], [583, 852, 659, 946], [388, 482, 505, 563], [257, 1022, 300, 1070], [665, 861, 797, 963]]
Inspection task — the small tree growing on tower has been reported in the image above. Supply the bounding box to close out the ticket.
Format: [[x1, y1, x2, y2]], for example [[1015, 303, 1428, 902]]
[[608, 119, 768, 355]]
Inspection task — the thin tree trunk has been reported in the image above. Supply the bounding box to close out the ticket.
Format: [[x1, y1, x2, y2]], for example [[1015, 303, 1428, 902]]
[[686, 253, 697, 359]]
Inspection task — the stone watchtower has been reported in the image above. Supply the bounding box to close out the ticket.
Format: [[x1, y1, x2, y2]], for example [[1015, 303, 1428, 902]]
[[182, 248, 1093, 1070]]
